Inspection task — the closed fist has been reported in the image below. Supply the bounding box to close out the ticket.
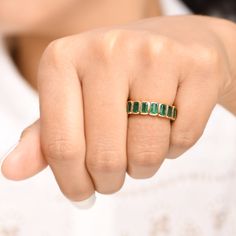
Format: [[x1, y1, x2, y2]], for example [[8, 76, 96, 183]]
[[2, 16, 235, 205]]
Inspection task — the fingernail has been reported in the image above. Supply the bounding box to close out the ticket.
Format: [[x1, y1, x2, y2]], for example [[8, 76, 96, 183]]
[[70, 193, 96, 210], [0, 141, 19, 164]]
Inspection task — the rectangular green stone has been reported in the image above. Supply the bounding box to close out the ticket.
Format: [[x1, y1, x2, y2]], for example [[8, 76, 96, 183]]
[[159, 104, 167, 116], [132, 102, 140, 114], [127, 101, 132, 113], [173, 107, 177, 119], [141, 102, 149, 114], [167, 106, 173, 118], [150, 102, 158, 116]]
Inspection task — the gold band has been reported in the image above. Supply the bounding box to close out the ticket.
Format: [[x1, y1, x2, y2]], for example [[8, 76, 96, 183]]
[[127, 100, 177, 121]]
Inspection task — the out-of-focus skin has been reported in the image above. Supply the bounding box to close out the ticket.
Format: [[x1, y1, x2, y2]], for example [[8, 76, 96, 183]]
[[1, 0, 160, 89], [0, 0, 160, 36], [1, 1, 236, 204]]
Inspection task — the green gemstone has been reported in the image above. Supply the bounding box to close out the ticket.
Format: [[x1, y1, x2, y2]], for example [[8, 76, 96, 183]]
[[159, 104, 167, 116], [127, 101, 132, 113], [150, 103, 158, 115], [173, 107, 177, 119], [133, 102, 140, 113], [167, 106, 173, 118], [141, 102, 149, 114]]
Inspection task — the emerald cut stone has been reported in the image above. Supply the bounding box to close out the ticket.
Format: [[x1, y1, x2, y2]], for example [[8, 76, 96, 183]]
[[141, 102, 149, 114], [150, 103, 158, 116], [173, 107, 177, 119], [132, 102, 140, 114], [127, 101, 132, 113], [167, 106, 173, 118], [159, 104, 167, 116]]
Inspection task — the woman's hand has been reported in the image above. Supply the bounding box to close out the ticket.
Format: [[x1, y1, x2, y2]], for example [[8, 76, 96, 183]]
[[2, 15, 236, 205]]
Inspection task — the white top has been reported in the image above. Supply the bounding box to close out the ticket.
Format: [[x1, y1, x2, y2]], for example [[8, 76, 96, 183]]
[[1, 1, 236, 235]]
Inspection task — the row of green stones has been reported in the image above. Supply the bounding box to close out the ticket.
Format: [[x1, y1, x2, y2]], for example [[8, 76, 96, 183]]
[[127, 101, 177, 120]]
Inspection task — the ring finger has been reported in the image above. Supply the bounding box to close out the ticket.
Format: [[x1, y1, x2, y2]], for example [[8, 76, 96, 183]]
[[127, 59, 178, 179]]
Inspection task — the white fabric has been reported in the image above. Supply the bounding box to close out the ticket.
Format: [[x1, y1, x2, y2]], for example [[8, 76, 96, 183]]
[[160, 0, 191, 15], [0, 0, 236, 235]]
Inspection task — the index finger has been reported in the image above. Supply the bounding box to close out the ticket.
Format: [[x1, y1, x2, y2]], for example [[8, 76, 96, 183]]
[[38, 39, 95, 203]]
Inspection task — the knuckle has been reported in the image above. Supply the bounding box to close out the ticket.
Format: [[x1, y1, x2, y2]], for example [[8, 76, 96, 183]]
[[103, 29, 130, 46], [43, 139, 82, 162], [100, 29, 127, 60], [37, 37, 76, 86], [190, 44, 220, 68], [128, 131, 169, 167], [87, 149, 126, 173], [39, 34, 92, 76], [171, 131, 199, 150], [101, 29, 150, 61], [103, 29, 125, 44], [38, 39, 71, 83], [41, 39, 69, 65], [148, 36, 177, 59], [129, 150, 162, 168]]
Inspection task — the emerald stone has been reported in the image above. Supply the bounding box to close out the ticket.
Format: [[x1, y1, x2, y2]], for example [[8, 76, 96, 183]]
[[159, 104, 167, 116], [127, 101, 132, 113], [133, 102, 140, 113], [141, 102, 149, 114], [167, 106, 173, 118], [173, 107, 177, 119], [150, 103, 158, 116]]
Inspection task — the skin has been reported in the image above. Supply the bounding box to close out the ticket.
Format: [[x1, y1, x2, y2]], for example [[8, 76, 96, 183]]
[[1, 0, 236, 202]]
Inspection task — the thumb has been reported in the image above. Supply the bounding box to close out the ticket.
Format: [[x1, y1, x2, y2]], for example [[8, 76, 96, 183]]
[[1, 120, 48, 180]]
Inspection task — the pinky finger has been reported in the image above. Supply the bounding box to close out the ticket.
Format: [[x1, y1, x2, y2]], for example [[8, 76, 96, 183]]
[[167, 73, 219, 159]]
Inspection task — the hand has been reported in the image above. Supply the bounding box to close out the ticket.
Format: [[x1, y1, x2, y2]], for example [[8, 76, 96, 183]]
[[2, 15, 236, 204]]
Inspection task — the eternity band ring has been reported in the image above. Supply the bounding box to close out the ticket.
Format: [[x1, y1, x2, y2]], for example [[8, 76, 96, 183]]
[[127, 100, 177, 121]]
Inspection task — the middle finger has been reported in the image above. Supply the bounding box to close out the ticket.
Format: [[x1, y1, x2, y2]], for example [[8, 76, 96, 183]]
[[82, 63, 129, 194]]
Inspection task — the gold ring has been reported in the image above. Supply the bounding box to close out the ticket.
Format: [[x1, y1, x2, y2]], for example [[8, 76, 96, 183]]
[[127, 100, 177, 121]]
